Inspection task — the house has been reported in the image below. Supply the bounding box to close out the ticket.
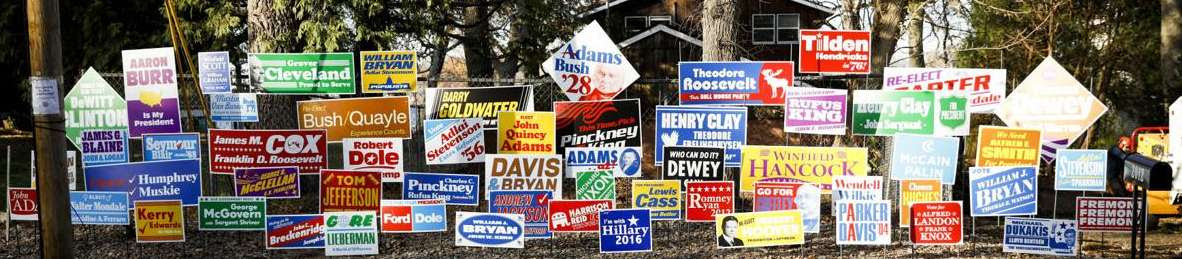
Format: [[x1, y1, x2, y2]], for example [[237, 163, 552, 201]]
[[581, 0, 838, 79]]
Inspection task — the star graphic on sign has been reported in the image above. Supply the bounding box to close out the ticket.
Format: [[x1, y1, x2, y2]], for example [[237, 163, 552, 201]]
[[628, 215, 639, 226]]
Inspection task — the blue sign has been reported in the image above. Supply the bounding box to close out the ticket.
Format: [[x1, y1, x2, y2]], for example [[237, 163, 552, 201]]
[[1003, 217, 1077, 256], [402, 172, 479, 206], [889, 134, 959, 184], [266, 214, 325, 249], [198, 51, 232, 93], [142, 133, 200, 161], [69, 191, 129, 225], [455, 212, 525, 248], [83, 159, 202, 206], [678, 61, 795, 105], [599, 208, 652, 253], [564, 146, 643, 178], [80, 129, 129, 167], [654, 106, 747, 167], [1054, 149, 1107, 191], [969, 166, 1037, 216], [209, 93, 259, 122], [489, 190, 552, 239]]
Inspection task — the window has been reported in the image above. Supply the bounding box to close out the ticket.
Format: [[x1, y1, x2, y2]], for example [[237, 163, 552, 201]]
[[753, 13, 800, 45], [648, 16, 672, 28], [625, 16, 648, 33]]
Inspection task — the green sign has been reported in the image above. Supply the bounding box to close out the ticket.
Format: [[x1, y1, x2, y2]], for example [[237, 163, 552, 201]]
[[198, 196, 266, 230], [851, 90, 935, 136], [64, 68, 128, 150], [249, 53, 355, 94], [575, 171, 615, 200]]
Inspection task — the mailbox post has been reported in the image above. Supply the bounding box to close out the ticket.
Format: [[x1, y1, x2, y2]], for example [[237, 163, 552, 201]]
[[1122, 153, 1173, 259]]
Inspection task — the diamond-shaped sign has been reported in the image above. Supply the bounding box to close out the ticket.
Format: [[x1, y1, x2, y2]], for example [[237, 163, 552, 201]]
[[542, 21, 640, 101], [65, 68, 129, 150], [996, 57, 1108, 162]]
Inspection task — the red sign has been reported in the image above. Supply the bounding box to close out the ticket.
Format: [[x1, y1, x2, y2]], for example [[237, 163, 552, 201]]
[[208, 129, 327, 175], [547, 199, 613, 232], [320, 170, 382, 212], [685, 181, 734, 222], [909, 201, 963, 245], [798, 30, 872, 74], [1076, 197, 1133, 232], [8, 188, 38, 221]]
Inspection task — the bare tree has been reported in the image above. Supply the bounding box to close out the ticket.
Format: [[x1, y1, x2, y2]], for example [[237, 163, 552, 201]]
[[247, 0, 300, 129], [907, 0, 928, 67], [871, 0, 908, 74], [702, 0, 742, 61]]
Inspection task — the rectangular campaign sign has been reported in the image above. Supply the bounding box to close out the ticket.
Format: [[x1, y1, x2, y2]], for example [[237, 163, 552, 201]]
[[198, 196, 266, 231], [851, 90, 969, 136], [969, 166, 1037, 216], [208, 129, 328, 175], [631, 180, 682, 220], [142, 133, 200, 161], [80, 129, 129, 166], [1003, 217, 1078, 256], [834, 200, 891, 245], [402, 172, 479, 206], [909, 201, 963, 245], [427, 85, 532, 129], [198, 51, 233, 93], [380, 199, 447, 233], [882, 67, 1007, 113], [1055, 149, 1107, 191], [266, 214, 326, 249], [321, 170, 382, 213], [424, 118, 485, 165], [740, 145, 869, 193], [784, 87, 847, 135], [70, 191, 129, 225], [298, 96, 412, 141], [324, 211, 379, 256], [456, 212, 526, 249], [122, 47, 182, 137], [678, 61, 795, 105], [485, 154, 563, 200], [662, 146, 725, 182], [489, 190, 553, 239], [235, 167, 300, 198], [715, 210, 804, 248], [686, 181, 735, 222], [343, 138, 404, 182], [8, 188, 37, 221], [899, 179, 942, 226], [548, 199, 614, 232], [209, 93, 259, 122], [565, 146, 644, 178], [655, 106, 747, 166], [134, 200, 185, 243], [599, 209, 652, 253], [554, 99, 642, 155], [84, 159, 202, 206], [360, 50, 417, 93], [1076, 197, 1133, 232], [832, 176, 882, 204], [753, 182, 820, 233], [496, 111, 556, 154], [890, 134, 959, 184], [248, 53, 355, 94], [975, 126, 1042, 167], [576, 171, 615, 200], [798, 30, 871, 74]]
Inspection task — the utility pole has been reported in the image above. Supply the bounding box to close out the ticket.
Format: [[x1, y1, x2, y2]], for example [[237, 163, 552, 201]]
[[26, 0, 74, 257]]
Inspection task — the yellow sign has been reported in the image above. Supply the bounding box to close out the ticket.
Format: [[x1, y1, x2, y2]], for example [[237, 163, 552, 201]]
[[740, 145, 868, 193], [497, 111, 556, 154], [360, 50, 417, 93], [134, 200, 185, 243], [715, 210, 803, 248], [631, 180, 682, 220], [975, 126, 1042, 166], [1137, 133, 1169, 161], [899, 179, 942, 226]]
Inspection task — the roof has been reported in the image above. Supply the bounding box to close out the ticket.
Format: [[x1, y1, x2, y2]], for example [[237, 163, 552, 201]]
[[617, 24, 701, 48], [580, 0, 837, 18]]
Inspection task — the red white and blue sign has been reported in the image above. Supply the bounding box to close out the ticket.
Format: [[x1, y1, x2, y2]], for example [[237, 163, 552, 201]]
[[266, 214, 325, 249], [402, 172, 479, 206], [599, 208, 652, 253], [142, 133, 200, 161], [83, 159, 202, 206], [489, 190, 552, 239], [679, 61, 794, 106], [969, 166, 1037, 216], [834, 200, 892, 245], [69, 191, 130, 225], [455, 212, 525, 248], [1003, 217, 1077, 256]]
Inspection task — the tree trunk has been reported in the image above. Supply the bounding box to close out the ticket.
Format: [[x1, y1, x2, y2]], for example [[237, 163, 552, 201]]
[[247, 0, 300, 130], [462, 3, 495, 85], [702, 0, 741, 61], [906, 0, 926, 67], [871, 0, 907, 74], [1164, 0, 1182, 94], [842, 0, 862, 30]]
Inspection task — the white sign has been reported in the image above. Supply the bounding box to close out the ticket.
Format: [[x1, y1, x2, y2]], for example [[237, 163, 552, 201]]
[[31, 77, 60, 115], [882, 67, 1007, 113], [343, 138, 404, 182], [542, 21, 639, 101]]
